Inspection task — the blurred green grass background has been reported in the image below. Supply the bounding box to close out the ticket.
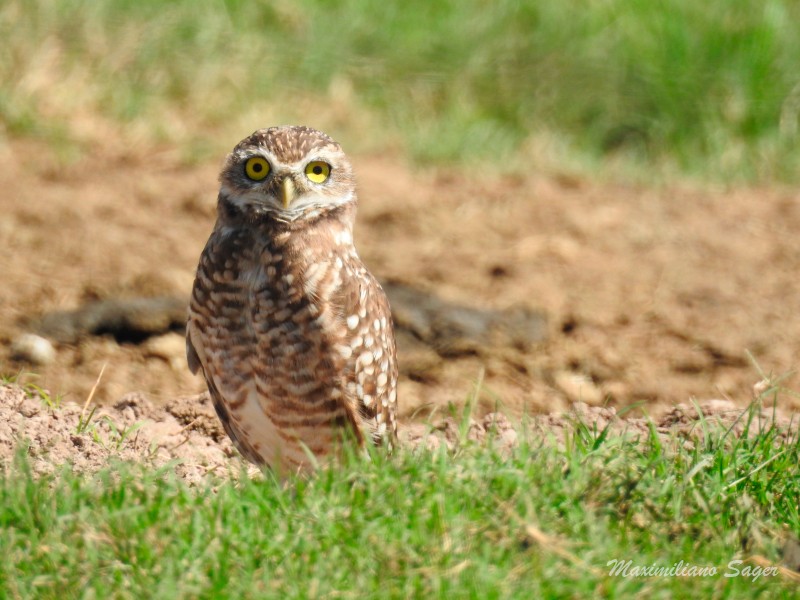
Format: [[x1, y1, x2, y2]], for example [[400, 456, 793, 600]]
[[2, 0, 799, 181]]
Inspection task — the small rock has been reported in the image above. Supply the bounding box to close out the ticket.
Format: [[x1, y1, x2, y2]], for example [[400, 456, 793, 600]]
[[120, 406, 137, 424], [401, 423, 446, 452], [659, 398, 738, 427], [166, 393, 227, 441], [114, 392, 154, 419], [438, 417, 485, 445], [483, 412, 518, 449], [11, 334, 56, 365], [18, 399, 42, 418], [553, 371, 604, 406], [143, 333, 186, 370]]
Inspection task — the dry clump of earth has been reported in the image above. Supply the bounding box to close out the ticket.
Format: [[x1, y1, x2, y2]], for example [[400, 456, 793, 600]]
[[1, 383, 796, 483]]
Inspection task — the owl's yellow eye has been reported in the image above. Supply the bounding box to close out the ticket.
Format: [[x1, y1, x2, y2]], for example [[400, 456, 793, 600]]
[[304, 161, 331, 184], [245, 156, 270, 181]]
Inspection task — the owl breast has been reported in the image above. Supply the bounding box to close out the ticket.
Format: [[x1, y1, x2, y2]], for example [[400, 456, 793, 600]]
[[188, 217, 395, 472]]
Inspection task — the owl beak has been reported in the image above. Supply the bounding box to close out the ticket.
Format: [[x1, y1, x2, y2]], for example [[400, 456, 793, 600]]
[[280, 178, 296, 209]]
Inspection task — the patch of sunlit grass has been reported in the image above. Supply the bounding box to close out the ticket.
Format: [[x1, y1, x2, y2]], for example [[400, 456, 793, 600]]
[[2, 1, 800, 180]]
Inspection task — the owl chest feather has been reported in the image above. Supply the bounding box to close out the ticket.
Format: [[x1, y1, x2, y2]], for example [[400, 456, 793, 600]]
[[211, 222, 356, 383]]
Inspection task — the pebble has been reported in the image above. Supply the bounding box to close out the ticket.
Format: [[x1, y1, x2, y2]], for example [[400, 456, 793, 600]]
[[553, 371, 604, 406], [143, 332, 186, 371], [11, 334, 56, 365]]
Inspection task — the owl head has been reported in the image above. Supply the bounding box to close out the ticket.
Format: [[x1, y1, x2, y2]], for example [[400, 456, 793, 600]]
[[218, 125, 356, 223]]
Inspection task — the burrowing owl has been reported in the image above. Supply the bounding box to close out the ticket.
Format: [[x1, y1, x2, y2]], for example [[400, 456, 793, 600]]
[[186, 125, 398, 473]]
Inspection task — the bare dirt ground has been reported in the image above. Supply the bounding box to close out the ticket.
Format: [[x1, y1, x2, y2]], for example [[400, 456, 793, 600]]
[[1, 138, 799, 439], [2, 383, 795, 482]]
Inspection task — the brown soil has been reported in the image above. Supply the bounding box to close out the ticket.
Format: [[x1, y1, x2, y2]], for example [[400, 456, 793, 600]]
[[3, 383, 795, 481], [1, 139, 799, 426]]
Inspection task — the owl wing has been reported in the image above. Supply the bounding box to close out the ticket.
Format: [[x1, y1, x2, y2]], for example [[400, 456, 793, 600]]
[[330, 265, 398, 443], [185, 234, 267, 465], [187, 308, 259, 462]]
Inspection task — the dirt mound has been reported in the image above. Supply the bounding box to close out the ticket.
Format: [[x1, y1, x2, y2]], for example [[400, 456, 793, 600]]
[[0, 384, 238, 484], [2, 384, 795, 481]]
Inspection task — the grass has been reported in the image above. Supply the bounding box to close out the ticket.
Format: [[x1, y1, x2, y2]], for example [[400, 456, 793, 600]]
[[0, 401, 798, 598], [1, 0, 800, 181]]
